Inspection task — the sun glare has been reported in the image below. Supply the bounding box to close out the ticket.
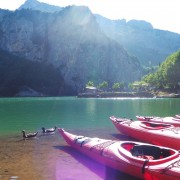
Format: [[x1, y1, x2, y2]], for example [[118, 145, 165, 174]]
[[0, 0, 180, 33]]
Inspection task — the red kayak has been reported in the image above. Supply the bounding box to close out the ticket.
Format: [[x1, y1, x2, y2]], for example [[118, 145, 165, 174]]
[[59, 128, 180, 180], [136, 116, 180, 127], [110, 116, 180, 150]]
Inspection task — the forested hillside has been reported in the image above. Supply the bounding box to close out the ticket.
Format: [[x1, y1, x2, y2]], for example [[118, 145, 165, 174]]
[[142, 50, 180, 92]]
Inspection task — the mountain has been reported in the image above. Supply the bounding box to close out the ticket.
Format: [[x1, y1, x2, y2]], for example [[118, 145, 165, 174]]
[[18, 0, 62, 13], [0, 6, 143, 96], [18, 0, 180, 67], [0, 49, 69, 97], [1, 0, 180, 97], [95, 15, 180, 66]]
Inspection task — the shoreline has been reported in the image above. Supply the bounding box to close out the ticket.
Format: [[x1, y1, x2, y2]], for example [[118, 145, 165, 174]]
[[0, 91, 179, 98], [78, 92, 153, 98], [0, 133, 65, 180], [0, 129, 138, 180], [78, 92, 180, 98]]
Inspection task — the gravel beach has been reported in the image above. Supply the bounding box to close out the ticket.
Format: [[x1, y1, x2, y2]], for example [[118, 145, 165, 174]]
[[0, 130, 138, 180]]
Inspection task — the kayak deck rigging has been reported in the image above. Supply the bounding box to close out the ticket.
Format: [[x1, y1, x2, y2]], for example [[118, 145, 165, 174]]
[[59, 128, 180, 180], [90, 141, 116, 155]]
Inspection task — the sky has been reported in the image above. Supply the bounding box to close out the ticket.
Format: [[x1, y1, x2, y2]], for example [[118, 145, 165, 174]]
[[0, 0, 180, 34]]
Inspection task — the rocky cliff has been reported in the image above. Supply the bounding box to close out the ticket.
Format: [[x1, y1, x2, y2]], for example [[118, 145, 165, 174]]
[[18, 0, 62, 13], [96, 15, 180, 66], [0, 6, 143, 95]]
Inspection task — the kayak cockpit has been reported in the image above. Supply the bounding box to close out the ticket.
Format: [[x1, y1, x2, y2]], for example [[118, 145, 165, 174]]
[[139, 122, 172, 130], [121, 143, 176, 160]]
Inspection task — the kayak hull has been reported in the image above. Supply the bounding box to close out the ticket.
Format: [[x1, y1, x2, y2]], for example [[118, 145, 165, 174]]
[[110, 116, 180, 150], [59, 128, 180, 180]]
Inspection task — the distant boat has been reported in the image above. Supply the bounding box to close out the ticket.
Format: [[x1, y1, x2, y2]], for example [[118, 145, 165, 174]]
[[110, 116, 180, 150], [136, 115, 180, 127], [59, 128, 180, 180]]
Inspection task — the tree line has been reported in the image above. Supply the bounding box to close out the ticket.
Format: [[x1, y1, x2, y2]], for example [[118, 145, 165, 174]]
[[132, 50, 180, 93], [86, 50, 180, 94], [86, 81, 126, 92]]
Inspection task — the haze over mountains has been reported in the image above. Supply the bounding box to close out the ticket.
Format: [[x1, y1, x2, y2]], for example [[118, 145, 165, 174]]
[[0, 0, 179, 96], [96, 16, 180, 66], [18, 0, 180, 66]]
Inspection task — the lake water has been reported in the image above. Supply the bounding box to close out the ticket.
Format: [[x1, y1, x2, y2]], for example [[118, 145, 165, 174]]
[[0, 97, 179, 136], [0, 97, 180, 180]]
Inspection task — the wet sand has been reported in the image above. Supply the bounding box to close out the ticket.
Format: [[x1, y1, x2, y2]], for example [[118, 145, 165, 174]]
[[0, 129, 139, 180]]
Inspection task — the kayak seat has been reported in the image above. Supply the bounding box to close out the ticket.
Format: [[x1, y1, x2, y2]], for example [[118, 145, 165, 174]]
[[130, 145, 162, 159], [121, 143, 135, 151], [160, 149, 172, 158], [140, 122, 171, 130]]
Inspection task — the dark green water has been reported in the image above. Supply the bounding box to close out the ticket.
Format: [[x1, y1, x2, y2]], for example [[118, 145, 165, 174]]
[[0, 97, 179, 136]]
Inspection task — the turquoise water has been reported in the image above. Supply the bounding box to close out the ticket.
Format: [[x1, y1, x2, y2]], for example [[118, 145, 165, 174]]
[[0, 97, 180, 180], [0, 97, 179, 136]]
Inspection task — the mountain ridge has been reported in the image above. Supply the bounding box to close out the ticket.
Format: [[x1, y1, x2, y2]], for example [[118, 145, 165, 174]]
[[18, 0, 180, 66], [18, 0, 62, 13], [0, 0, 180, 96], [0, 6, 143, 96], [95, 15, 180, 66]]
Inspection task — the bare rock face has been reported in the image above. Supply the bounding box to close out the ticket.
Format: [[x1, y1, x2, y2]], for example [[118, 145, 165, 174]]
[[96, 16, 180, 66], [18, 0, 62, 13], [15, 86, 42, 97], [0, 6, 143, 93]]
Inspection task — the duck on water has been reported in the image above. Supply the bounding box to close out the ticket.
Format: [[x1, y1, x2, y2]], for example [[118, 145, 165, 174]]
[[22, 130, 38, 139], [42, 126, 56, 134]]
